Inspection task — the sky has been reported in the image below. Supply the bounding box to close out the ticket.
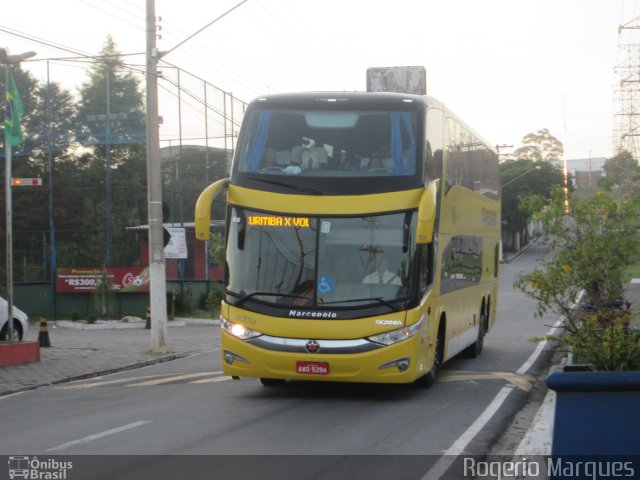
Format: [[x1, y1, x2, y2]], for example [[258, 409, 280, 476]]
[[2, 0, 640, 160]]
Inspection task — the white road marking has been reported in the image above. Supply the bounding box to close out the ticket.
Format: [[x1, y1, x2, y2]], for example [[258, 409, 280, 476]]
[[422, 318, 563, 479], [421, 385, 515, 480], [0, 391, 26, 401], [47, 420, 152, 452], [516, 319, 563, 375]]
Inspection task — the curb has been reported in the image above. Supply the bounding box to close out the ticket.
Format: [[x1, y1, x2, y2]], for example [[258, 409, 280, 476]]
[[52, 318, 219, 330], [514, 388, 555, 456], [502, 235, 543, 264], [0, 350, 196, 398]]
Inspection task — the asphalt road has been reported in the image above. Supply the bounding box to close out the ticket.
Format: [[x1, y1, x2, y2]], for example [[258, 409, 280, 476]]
[[0, 242, 557, 479]]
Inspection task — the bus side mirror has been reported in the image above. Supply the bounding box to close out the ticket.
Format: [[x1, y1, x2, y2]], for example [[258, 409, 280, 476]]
[[194, 178, 229, 241], [416, 179, 439, 244]]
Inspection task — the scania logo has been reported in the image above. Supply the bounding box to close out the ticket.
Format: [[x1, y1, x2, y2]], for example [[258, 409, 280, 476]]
[[305, 340, 320, 353]]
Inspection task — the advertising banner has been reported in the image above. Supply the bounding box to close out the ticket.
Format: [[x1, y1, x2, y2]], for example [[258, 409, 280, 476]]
[[164, 227, 188, 259], [56, 267, 150, 293]]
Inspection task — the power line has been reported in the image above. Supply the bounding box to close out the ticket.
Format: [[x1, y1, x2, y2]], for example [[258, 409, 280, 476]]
[[0, 24, 98, 60], [162, 0, 250, 58]]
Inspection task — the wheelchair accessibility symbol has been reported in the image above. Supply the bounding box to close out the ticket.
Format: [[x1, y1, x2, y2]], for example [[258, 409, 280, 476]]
[[317, 276, 334, 294]]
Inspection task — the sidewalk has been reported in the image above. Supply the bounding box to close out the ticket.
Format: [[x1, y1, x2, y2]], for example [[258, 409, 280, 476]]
[[0, 319, 219, 396]]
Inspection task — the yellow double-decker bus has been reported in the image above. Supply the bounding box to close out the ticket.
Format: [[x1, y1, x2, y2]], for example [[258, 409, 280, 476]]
[[195, 90, 500, 387]]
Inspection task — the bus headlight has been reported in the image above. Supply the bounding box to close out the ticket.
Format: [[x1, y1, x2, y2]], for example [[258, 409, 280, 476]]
[[221, 319, 262, 340], [368, 318, 423, 346]]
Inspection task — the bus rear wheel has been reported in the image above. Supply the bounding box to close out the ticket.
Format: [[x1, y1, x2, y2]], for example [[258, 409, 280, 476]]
[[464, 307, 487, 358]]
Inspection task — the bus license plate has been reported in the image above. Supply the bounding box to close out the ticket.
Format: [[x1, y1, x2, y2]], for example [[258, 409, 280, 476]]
[[296, 361, 329, 375]]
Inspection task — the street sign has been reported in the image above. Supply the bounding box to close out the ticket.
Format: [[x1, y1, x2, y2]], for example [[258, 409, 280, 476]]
[[11, 177, 42, 186]]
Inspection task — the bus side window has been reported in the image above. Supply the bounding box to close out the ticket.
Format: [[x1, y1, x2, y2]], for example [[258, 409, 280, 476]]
[[426, 109, 444, 181], [419, 243, 434, 295]]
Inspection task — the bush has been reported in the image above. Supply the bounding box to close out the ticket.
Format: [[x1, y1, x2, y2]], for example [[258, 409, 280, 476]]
[[515, 189, 640, 370], [560, 315, 640, 371], [206, 283, 224, 313]]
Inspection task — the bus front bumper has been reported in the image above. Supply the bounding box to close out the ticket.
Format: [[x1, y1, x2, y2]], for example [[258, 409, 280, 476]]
[[221, 331, 432, 384]]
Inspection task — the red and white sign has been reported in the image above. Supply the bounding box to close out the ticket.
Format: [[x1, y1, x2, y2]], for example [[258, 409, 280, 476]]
[[56, 267, 150, 293]]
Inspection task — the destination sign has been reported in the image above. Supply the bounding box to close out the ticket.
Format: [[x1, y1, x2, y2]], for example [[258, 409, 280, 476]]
[[248, 215, 311, 228]]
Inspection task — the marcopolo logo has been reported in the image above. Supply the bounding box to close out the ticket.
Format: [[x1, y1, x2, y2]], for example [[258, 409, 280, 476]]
[[288, 309, 338, 319], [8, 456, 73, 480]]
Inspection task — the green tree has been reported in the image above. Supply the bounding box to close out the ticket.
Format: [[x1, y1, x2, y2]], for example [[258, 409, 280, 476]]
[[0, 67, 79, 281], [513, 128, 564, 162], [55, 154, 108, 266], [73, 36, 148, 266], [500, 159, 564, 251], [601, 150, 640, 196], [514, 190, 640, 370], [26, 79, 79, 164], [76, 36, 146, 150], [515, 189, 640, 327], [161, 145, 229, 224]]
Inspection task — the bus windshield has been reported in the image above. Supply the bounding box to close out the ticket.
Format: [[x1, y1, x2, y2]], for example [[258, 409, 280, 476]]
[[235, 108, 418, 178], [226, 208, 418, 313]]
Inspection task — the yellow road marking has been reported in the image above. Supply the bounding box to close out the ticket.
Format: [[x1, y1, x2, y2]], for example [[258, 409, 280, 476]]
[[437, 371, 536, 391], [57, 374, 176, 389], [126, 372, 216, 386], [189, 376, 233, 384], [56, 371, 224, 389]]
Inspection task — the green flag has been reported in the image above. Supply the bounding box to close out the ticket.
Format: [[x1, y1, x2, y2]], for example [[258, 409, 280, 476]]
[[4, 70, 24, 146]]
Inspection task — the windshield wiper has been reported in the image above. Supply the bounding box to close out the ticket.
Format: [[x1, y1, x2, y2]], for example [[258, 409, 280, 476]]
[[245, 175, 324, 195], [232, 291, 281, 307], [322, 297, 402, 311], [231, 291, 313, 307]]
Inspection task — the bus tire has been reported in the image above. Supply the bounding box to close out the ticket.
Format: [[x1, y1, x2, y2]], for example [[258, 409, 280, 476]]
[[415, 318, 445, 389], [260, 378, 285, 386], [464, 306, 487, 358]]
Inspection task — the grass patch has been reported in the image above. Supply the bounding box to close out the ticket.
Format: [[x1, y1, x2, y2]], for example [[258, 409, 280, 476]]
[[624, 261, 640, 283]]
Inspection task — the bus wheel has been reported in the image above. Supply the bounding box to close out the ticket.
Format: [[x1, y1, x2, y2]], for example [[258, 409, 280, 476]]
[[464, 308, 487, 358], [260, 378, 285, 386], [415, 319, 445, 389]]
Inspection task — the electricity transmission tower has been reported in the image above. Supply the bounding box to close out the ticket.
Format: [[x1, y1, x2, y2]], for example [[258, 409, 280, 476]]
[[614, 16, 640, 159]]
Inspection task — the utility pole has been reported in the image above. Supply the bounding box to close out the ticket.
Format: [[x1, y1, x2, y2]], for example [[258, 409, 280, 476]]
[[46, 60, 57, 323], [146, 0, 168, 353], [1, 48, 36, 342], [495, 144, 513, 160]]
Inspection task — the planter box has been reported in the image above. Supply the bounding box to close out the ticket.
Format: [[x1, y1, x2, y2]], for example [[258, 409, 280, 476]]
[[0, 341, 41, 367], [546, 370, 640, 455]]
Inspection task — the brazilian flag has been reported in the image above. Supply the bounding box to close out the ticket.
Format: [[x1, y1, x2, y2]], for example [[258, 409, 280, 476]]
[[4, 70, 24, 146]]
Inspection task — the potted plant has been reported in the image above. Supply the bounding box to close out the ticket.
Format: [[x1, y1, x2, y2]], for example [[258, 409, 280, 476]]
[[514, 188, 640, 456]]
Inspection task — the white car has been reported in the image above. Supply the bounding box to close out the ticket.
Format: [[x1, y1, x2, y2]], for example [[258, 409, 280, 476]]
[[0, 297, 29, 341]]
